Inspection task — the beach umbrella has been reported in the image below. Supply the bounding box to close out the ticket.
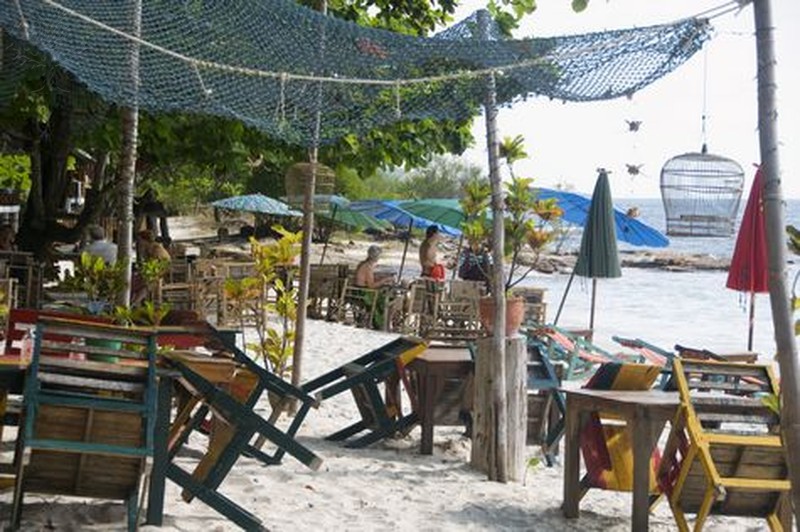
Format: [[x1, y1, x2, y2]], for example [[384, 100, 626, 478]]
[[351, 200, 461, 236], [725, 167, 768, 351], [554, 170, 622, 330], [536, 187, 669, 248], [351, 200, 461, 278], [399, 198, 469, 229], [400, 198, 488, 280], [211, 193, 302, 216], [317, 203, 389, 264]]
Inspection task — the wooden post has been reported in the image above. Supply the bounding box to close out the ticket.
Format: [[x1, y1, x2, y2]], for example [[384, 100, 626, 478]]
[[471, 335, 527, 481], [753, 0, 800, 524]]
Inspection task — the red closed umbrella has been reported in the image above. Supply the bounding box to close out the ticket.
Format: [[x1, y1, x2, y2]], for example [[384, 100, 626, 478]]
[[726, 167, 769, 350]]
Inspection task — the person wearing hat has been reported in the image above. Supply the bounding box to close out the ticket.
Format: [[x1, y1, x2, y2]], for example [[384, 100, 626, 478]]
[[353, 245, 394, 329], [419, 224, 445, 280]]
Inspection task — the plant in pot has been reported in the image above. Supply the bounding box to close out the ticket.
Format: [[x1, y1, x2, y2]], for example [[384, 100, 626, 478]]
[[460, 141, 563, 335]]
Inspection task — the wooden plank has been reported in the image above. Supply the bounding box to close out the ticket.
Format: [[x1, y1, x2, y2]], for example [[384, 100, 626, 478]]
[[38, 373, 145, 393]]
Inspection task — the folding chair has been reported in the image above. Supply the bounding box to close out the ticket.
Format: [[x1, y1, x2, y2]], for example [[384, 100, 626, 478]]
[[530, 324, 630, 380], [656, 359, 789, 531], [302, 336, 427, 448], [577, 362, 663, 502], [10, 316, 159, 531], [525, 339, 565, 466]]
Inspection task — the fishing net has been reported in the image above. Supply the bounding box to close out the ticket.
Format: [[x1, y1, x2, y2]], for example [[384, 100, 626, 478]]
[[0, 0, 712, 146]]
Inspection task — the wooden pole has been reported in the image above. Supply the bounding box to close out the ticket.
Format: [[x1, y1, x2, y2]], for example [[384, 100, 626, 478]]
[[753, 0, 800, 523], [398, 218, 413, 279], [293, 0, 328, 393], [116, 0, 142, 308], [478, 9, 508, 483], [471, 336, 527, 481]]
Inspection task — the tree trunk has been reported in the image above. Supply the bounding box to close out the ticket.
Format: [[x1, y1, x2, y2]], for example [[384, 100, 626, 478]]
[[471, 336, 527, 481], [753, 0, 800, 525], [117, 0, 143, 307], [478, 9, 509, 483]]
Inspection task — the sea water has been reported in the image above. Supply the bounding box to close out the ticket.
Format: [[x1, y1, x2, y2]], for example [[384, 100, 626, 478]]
[[528, 198, 800, 359]]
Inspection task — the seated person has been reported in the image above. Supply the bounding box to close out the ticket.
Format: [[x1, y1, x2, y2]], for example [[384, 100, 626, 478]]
[[353, 245, 394, 329], [419, 225, 445, 281], [137, 230, 171, 262], [82, 225, 118, 265]]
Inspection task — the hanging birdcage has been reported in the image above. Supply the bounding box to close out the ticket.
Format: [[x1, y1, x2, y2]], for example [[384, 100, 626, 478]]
[[284, 162, 336, 213], [660, 150, 744, 237]]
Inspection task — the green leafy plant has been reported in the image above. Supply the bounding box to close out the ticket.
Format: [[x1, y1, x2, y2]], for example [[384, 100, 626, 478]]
[[459, 174, 562, 293], [113, 300, 172, 326], [57, 252, 126, 313], [224, 226, 302, 380]]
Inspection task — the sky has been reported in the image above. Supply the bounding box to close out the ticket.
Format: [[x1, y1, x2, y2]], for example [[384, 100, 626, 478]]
[[448, 0, 800, 199]]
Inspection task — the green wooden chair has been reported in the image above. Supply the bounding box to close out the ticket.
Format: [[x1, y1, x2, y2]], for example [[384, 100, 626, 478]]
[[10, 316, 159, 531], [302, 336, 427, 448]]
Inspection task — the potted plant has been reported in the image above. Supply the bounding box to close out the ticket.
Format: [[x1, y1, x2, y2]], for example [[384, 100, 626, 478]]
[[460, 136, 563, 335]]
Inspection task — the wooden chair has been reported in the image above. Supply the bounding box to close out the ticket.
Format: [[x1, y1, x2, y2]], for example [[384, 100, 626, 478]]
[[525, 340, 565, 465], [577, 362, 663, 503], [515, 286, 547, 325], [404, 279, 443, 337], [656, 359, 789, 531], [530, 324, 632, 380], [425, 280, 485, 345], [302, 336, 427, 448], [10, 316, 159, 531], [154, 322, 322, 530], [336, 276, 380, 329], [308, 264, 348, 320]]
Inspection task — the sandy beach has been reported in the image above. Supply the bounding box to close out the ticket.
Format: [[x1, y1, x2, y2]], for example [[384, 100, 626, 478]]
[[0, 214, 778, 530]]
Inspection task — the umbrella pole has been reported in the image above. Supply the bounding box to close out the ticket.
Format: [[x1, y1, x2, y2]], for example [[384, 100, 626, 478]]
[[748, 292, 756, 351], [320, 204, 337, 265], [451, 234, 464, 280], [398, 219, 412, 279], [553, 267, 577, 327], [589, 278, 597, 331]]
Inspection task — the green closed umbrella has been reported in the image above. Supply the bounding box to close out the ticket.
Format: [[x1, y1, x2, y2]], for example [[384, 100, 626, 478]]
[[554, 169, 621, 330]]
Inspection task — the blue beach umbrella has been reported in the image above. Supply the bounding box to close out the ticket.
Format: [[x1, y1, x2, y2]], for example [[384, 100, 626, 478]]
[[536, 187, 668, 248], [211, 193, 301, 217]]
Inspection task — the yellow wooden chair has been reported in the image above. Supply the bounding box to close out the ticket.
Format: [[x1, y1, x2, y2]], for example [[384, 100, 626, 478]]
[[656, 359, 790, 531]]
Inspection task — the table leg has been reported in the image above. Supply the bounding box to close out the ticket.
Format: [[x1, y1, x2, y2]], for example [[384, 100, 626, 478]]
[[563, 396, 581, 518], [146, 374, 173, 525], [420, 371, 435, 455], [632, 405, 656, 531]]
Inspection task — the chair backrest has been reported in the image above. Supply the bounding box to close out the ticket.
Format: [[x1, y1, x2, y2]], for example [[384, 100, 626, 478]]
[[657, 358, 788, 530], [4, 308, 111, 358], [20, 316, 159, 501]]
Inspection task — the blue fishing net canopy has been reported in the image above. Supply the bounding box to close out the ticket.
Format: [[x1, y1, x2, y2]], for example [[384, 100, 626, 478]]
[[0, 0, 711, 147]]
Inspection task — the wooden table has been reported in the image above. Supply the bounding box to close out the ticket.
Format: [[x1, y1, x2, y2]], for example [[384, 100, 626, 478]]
[[562, 388, 679, 531], [406, 345, 473, 455]]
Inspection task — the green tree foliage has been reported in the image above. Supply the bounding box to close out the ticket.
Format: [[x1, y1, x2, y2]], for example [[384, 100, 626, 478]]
[[400, 154, 483, 199], [0, 154, 31, 192]]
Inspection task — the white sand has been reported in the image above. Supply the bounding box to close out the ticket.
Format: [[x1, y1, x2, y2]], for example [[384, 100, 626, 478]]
[[0, 215, 765, 530], [2, 319, 758, 531]]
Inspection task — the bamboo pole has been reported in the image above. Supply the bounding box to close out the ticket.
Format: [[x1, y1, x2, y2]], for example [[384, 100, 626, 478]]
[[478, 9, 508, 483], [753, 0, 800, 522], [117, 0, 142, 308]]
